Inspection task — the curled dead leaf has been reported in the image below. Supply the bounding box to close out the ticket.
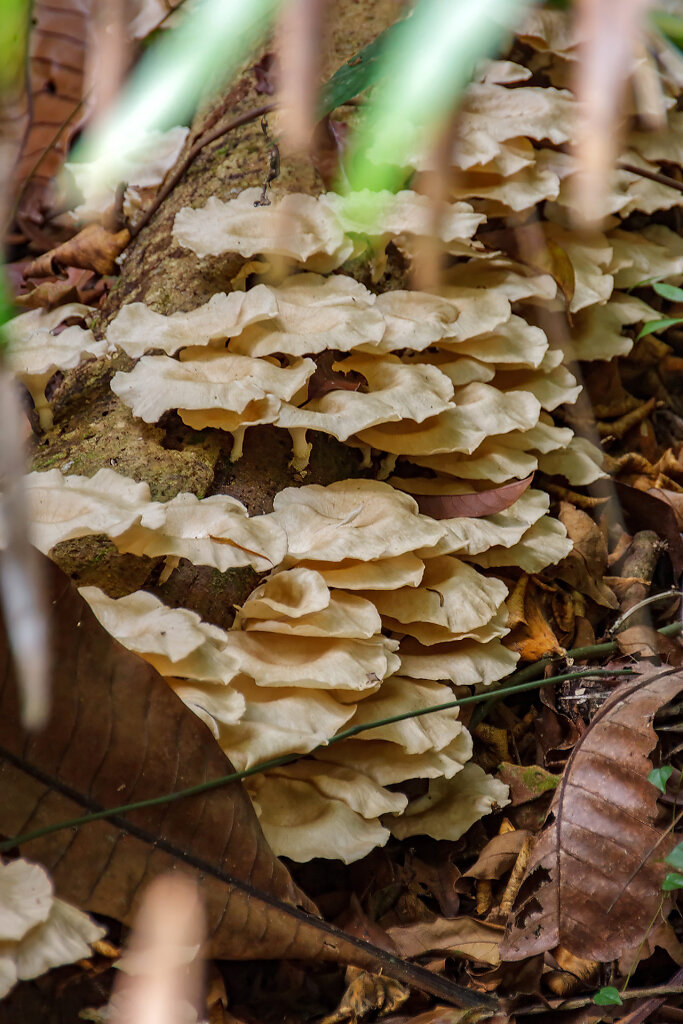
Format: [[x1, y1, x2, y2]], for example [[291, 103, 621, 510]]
[[306, 351, 366, 402], [505, 576, 565, 662], [502, 666, 683, 962], [24, 224, 130, 278], [413, 474, 533, 520]]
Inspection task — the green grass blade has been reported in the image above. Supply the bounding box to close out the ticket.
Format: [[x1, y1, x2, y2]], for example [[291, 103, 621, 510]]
[[317, 22, 403, 118], [0, 0, 30, 94], [652, 10, 683, 51], [637, 316, 683, 339], [343, 0, 536, 197]]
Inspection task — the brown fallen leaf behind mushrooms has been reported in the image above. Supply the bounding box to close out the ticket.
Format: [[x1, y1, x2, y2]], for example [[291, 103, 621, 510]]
[[501, 667, 683, 963], [13, 0, 92, 239], [413, 474, 534, 520], [0, 554, 492, 1010], [23, 224, 131, 279]]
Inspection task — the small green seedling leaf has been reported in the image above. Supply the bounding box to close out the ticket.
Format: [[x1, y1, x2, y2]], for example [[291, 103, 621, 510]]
[[637, 317, 683, 340], [594, 987, 623, 1006], [648, 766, 673, 793], [665, 842, 683, 872], [653, 281, 683, 302], [662, 872, 683, 891], [648, 765, 673, 793], [628, 274, 663, 292]]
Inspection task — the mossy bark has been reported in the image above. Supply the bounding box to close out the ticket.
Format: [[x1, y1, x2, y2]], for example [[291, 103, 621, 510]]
[[29, 0, 403, 628]]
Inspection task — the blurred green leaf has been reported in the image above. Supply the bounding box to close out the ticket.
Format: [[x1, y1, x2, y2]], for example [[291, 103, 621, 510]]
[[662, 872, 683, 891], [0, 268, 14, 351], [344, 0, 536, 197], [652, 11, 683, 51], [653, 281, 683, 302], [594, 987, 623, 1006], [637, 316, 683, 340], [0, 0, 30, 95], [648, 765, 673, 793], [317, 22, 403, 118], [73, 0, 281, 192], [665, 842, 683, 872]]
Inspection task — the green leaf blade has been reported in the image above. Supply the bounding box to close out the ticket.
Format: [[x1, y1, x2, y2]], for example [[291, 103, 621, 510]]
[[317, 23, 402, 118], [637, 317, 683, 340], [648, 766, 673, 793], [665, 842, 683, 872], [653, 281, 683, 302], [594, 987, 623, 1006], [343, 0, 536, 197]]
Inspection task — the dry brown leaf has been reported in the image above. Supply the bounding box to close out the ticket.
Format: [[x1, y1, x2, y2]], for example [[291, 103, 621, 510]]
[[320, 967, 408, 1024], [501, 666, 683, 962], [544, 946, 600, 996], [14, 267, 93, 310], [306, 350, 366, 402], [388, 917, 505, 967], [505, 576, 565, 662], [24, 224, 131, 278], [393, 1008, 497, 1024], [464, 830, 531, 881], [0, 555, 491, 1008], [14, 0, 91, 237], [601, 481, 683, 579], [311, 117, 350, 190], [554, 503, 618, 609], [413, 475, 534, 520], [496, 762, 560, 807], [484, 223, 575, 308]]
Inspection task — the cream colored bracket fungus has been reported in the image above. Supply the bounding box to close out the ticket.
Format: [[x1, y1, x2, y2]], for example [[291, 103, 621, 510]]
[[12, 8, 683, 862], [5, 304, 107, 430], [0, 857, 105, 999]]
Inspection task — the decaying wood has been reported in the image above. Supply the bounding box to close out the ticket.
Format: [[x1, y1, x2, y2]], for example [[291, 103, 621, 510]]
[[28, 0, 401, 620]]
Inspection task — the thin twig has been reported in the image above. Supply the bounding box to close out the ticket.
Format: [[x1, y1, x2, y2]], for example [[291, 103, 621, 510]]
[[517, 982, 683, 1015], [0, 667, 634, 853], [618, 160, 683, 194], [467, 621, 682, 728], [130, 103, 276, 238], [503, 621, 683, 688], [608, 588, 680, 635]]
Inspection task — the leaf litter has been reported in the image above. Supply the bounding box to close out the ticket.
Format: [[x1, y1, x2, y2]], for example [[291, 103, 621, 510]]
[[2, 1, 683, 1022]]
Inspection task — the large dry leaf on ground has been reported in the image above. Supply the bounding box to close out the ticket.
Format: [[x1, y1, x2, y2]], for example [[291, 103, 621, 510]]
[[501, 667, 683, 962], [0, 556, 489, 1008], [14, 0, 91, 230], [388, 917, 504, 967]]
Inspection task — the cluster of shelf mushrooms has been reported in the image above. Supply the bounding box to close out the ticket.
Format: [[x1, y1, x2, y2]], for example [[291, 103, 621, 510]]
[[9, 11, 683, 861]]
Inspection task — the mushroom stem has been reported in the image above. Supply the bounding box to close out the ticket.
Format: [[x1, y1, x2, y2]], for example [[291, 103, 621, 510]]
[[288, 427, 312, 472]]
